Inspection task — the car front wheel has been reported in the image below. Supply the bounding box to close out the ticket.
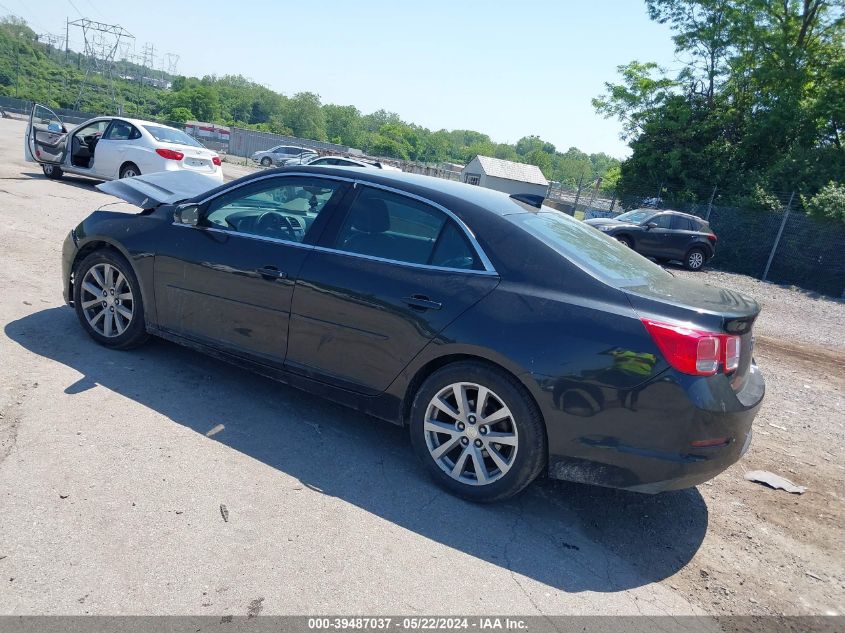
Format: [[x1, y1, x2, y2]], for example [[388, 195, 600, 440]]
[[410, 361, 546, 502], [616, 235, 632, 248], [73, 250, 149, 349], [42, 164, 63, 179], [260, 157, 272, 167]]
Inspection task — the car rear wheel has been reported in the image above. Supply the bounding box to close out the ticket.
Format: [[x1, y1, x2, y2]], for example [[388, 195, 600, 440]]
[[119, 163, 140, 179], [685, 247, 706, 271], [260, 157, 272, 167], [73, 250, 149, 350], [42, 164, 63, 179], [616, 235, 632, 248], [410, 361, 546, 502]]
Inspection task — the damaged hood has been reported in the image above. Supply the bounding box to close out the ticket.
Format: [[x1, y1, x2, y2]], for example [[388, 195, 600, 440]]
[[96, 171, 221, 208]]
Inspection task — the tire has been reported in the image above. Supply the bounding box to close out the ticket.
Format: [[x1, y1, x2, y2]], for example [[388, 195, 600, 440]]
[[42, 163, 63, 179], [684, 247, 706, 271], [616, 235, 632, 248], [119, 163, 140, 179], [409, 361, 547, 503], [260, 157, 272, 167], [73, 250, 149, 350]]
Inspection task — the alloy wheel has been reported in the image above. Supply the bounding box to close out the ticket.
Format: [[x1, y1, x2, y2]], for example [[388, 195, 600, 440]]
[[122, 168, 138, 178], [79, 263, 135, 337], [424, 382, 518, 486], [688, 251, 704, 269]]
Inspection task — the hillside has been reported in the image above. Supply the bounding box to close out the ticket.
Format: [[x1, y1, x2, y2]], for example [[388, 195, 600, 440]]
[[0, 16, 618, 186]]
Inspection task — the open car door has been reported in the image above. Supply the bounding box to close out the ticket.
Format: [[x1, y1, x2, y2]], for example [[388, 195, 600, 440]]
[[25, 104, 68, 165]]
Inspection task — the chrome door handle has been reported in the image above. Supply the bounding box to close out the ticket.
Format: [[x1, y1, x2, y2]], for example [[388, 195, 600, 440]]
[[402, 294, 442, 310], [256, 266, 287, 280]]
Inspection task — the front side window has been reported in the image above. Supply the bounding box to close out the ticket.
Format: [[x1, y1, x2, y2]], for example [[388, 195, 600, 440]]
[[203, 177, 344, 243], [650, 214, 673, 229], [76, 120, 110, 138], [333, 187, 478, 269]]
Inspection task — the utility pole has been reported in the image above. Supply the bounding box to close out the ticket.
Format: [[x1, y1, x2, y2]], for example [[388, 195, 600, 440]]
[[572, 173, 585, 214], [705, 185, 717, 220], [65, 19, 69, 64], [762, 191, 795, 282]]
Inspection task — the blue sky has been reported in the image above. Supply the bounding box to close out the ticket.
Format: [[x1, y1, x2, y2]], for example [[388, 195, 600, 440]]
[[18, 1, 678, 157]]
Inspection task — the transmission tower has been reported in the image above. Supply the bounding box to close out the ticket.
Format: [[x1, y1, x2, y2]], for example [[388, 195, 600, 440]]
[[69, 18, 134, 111], [162, 52, 179, 77]]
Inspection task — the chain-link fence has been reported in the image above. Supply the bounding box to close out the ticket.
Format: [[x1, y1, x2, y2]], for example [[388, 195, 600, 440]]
[[587, 184, 845, 299]]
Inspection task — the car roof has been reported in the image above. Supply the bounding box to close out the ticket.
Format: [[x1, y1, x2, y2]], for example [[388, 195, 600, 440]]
[[631, 208, 704, 221], [276, 165, 538, 217]]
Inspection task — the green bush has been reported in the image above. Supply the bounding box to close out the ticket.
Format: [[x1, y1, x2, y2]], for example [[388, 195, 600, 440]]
[[803, 182, 845, 222]]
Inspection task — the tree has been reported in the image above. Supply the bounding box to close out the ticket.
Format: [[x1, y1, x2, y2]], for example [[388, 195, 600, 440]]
[[595, 1, 845, 206], [283, 92, 326, 140], [804, 182, 845, 222], [166, 107, 194, 124]]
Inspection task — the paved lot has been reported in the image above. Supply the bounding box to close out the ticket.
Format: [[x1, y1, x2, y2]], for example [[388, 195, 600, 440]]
[[0, 117, 842, 618]]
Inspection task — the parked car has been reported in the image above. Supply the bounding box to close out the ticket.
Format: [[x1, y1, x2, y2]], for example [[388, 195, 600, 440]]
[[62, 167, 763, 502], [585, 208, 717, 270], [251, 145, 317, 167], [25, 104, 223, 184], [303, 155, 402, 171]]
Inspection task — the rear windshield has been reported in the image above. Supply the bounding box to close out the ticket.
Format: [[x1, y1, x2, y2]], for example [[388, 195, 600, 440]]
[[144, 125, 203, 148], [515, 211, 673, 287]]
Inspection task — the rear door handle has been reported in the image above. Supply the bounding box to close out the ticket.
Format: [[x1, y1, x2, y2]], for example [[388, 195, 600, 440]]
[[256, 266, 287, 280], [402, 294, 442, 310]]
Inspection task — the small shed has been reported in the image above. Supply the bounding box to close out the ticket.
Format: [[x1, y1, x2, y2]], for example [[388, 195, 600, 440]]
[[462, 155, 549, 198]]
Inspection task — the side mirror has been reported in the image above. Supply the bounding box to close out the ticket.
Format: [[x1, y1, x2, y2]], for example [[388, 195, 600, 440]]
[[645, 222, 658, 230], [174, 204, 200, 226]]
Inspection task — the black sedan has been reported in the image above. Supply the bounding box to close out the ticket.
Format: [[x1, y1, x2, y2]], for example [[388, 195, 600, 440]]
[[585, 209, 717, 270], [61, 167, 764, 502]]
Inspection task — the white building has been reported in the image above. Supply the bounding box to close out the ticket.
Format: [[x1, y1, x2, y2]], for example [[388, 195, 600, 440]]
[[462, 155, 549, 198]]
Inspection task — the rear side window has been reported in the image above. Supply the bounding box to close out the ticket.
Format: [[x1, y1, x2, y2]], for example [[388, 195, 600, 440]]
[[518, 212, 672, 287], [143, 125, 203, 147], [671, 216, 695, 231], [333, 187, 477, 269], [105, 120, 140, 141]]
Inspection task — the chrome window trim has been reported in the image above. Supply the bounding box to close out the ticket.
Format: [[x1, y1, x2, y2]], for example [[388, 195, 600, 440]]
[[170, 224, 497, 276], [190, 170, 498, 274]]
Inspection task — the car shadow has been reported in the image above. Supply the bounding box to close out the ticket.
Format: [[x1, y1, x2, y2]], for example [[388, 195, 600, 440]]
[[5, 307, 709, 594], [21, 170, 104, 191]]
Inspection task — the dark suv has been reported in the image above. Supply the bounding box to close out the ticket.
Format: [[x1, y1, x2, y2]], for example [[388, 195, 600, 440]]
[[585, 209, 717, 270]]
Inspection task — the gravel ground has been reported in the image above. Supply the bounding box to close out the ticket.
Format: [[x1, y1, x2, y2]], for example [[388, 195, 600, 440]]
[[0, 118, 842, 621]]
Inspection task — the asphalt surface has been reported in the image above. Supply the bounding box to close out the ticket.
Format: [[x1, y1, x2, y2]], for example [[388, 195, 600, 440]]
[[0, 117, 839, 619]]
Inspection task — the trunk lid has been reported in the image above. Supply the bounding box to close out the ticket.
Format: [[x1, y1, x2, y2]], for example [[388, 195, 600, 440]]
[[161, 142, 218, 174], [96, 170, 221, 208]]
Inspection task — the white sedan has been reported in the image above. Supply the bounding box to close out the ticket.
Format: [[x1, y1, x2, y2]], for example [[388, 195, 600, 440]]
[[25, 104, 224, 184]]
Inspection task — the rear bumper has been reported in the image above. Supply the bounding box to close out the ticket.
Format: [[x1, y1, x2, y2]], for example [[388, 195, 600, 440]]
[[543, 364, 764, 493]]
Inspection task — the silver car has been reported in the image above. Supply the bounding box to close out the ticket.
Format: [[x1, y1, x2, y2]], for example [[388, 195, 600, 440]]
[[251, 145, 317, 167], [303, 155, 402, 171]]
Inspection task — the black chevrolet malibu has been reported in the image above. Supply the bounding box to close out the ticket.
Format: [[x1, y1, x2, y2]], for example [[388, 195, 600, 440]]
[[61, 166, 765, 502]]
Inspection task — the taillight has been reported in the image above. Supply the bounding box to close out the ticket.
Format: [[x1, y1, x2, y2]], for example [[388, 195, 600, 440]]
[[212, 156, 221, 166], [725, 335, 740, 372], [156, 148, 184, 161], [641, 319, 740, 376], [707, 234, 717, 242]]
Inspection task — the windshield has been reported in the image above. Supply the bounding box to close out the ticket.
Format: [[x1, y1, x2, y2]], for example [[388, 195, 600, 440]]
[[613, 209, 655, 224], [516, 211, 673, 287], [143, 125, 203, 148]]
